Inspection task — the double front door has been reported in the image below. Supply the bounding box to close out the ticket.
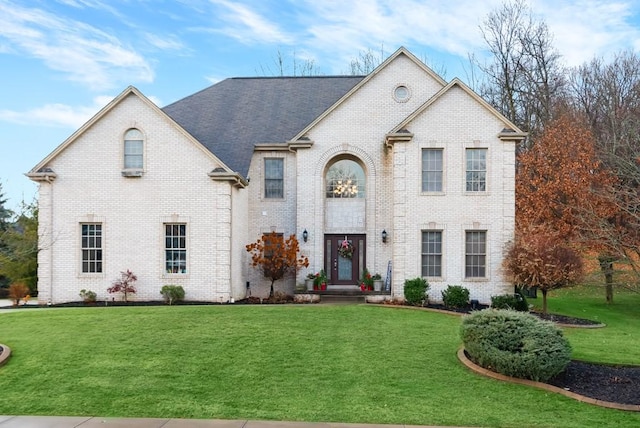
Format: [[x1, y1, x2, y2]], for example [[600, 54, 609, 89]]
[[324, 234, 366, 285]]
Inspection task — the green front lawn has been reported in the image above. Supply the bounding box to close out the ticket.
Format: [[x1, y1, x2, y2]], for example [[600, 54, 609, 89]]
[[0, 287, 638, 427]]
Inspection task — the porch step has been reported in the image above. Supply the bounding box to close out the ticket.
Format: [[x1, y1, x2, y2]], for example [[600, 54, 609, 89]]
[[318, 294, 366, 304]]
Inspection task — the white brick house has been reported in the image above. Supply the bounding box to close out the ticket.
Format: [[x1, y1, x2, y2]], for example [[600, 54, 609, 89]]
[[28, 47, 525, 305]]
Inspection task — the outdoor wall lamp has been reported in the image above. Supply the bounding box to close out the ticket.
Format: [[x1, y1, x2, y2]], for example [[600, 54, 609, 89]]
[[382, 229, 388, 243], [302, 229, 308, 242]]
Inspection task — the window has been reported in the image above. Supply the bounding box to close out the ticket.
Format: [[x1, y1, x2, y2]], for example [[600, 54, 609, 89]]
[[165, 224, 186, 273], [466, 148, 487, 191], [81, 223, 102, 273], [264, 158, 284, 198], [421, 231, 442, 277], [465, 231, 486, 278], [326, 159, 365, 198], [422, 149, 443, 192], [124, 129, 144, 169]]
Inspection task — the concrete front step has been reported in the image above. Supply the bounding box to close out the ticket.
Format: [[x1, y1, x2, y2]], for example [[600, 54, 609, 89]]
[[318, 294, 366, 304]]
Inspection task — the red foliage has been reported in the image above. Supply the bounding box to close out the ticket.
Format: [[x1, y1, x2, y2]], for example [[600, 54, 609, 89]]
[[107, 269, 137, 302]]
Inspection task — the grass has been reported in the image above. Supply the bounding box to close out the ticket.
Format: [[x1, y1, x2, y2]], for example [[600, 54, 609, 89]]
[[533, 283, 640, 365], [0, 288, 638, 427]]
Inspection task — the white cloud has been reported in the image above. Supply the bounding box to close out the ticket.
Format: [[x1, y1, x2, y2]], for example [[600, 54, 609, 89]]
[[203, 0, 294, 44], [296, 0, 640, 71], [0, 1, 153, 90], [0, 96, 114, 128]]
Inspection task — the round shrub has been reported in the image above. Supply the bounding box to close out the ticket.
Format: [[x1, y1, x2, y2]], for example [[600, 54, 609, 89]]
[[442, 285, 469, 308], [490, 293, 528, 312], [460, 309, 571, 382], [160, 285, 185, 305], [403, 277, 429, 305]]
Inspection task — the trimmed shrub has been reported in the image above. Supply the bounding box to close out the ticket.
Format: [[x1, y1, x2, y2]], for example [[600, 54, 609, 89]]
[[461, 309, 571, 382], [442, 285, 469, 308], [491, 293, 528, 312], [160, 285, 185, 305], [79, 289, 97, 303], [404, 277, 429, 305]]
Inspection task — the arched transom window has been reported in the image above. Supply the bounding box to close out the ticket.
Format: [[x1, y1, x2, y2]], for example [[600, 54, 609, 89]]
[[124, 128, 144, 169], [325, 159, 365, 198]]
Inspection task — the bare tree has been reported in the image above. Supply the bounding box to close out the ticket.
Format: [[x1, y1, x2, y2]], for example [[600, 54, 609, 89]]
[[257, 49, 322, 76], [475, 0, 565, 142], [348, 46, 386, 75], [567, 51, 640, 296]]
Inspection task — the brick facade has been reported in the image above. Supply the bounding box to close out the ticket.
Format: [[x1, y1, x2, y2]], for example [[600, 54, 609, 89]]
[[30, 48, 523, 304]]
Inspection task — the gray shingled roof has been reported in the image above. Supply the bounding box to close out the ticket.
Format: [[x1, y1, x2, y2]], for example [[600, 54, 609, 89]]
[[162, 76, 364, 177]]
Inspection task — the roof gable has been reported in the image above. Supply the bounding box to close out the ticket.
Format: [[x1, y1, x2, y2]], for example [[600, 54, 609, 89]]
[[390, 78, 526, 137], [289, 47, 447, 142], [28, 86, 235, 178]]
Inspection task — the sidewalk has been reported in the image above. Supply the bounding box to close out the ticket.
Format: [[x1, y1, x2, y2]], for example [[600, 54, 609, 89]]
[[0, 416, 467, 427]]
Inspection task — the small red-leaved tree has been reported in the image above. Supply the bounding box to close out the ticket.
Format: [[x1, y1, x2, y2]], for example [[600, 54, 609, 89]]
[[246, 233, 309, 298], [504, 231, 584, 314], [107, 269, 137, 302]]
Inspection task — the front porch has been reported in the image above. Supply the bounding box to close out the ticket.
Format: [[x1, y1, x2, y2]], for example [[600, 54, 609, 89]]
[[295, 284, 391, 304]]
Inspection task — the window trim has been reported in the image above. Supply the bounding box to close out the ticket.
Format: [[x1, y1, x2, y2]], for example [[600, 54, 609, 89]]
[[421, 229, 443, 278], [163, 222, 188, 276], [465, 230, 487, 279], [122, 128, 145, 177], [80, 222, 103, 275], [421, 148, 444, 193], [465, 147, 488, 193], [264, 157, 284, 199]]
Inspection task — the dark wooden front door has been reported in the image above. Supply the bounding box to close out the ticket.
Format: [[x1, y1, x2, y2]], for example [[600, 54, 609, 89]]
[[324, 234, 366, 285]]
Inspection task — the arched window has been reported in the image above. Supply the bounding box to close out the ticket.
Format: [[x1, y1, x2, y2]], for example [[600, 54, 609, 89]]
[[124, 128, 144, 169], [325, 159, 365, 198]]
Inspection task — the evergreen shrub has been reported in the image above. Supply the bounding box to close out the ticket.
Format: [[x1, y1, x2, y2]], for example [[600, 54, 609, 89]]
[[461, 309, 571, 382]]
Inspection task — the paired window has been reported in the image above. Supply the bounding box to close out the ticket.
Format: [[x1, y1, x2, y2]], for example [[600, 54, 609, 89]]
[[326, 159, 365, 198], [466, 148, 487, 192], [81, 223, 102, 273], [421, 149, 443, 192], [264, 158, 284, 198], [165, 224, 187, 274], [465, 231, 486, 278], [124, 129, 144, 170], [421, 231, 442, 277]]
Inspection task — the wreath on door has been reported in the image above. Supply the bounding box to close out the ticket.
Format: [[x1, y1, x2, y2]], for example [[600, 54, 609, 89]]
[[338, 238, 354, 259]]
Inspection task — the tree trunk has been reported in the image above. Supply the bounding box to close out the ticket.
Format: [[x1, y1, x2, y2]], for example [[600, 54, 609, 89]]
[[269, 280, 275, 298], [541, 289, 548, 314], [598, 256, 615, 304]]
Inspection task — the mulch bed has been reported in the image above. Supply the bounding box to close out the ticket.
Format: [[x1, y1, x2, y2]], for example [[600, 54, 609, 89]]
[[548, 360, 640, 405]]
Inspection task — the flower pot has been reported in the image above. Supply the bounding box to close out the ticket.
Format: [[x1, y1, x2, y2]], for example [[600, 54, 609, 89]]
[[305, 279, 314, 291], [373, 280, 383, 292], [321, 283, 327, 291]]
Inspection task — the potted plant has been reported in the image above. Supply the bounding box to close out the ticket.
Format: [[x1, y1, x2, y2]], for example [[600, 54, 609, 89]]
[[372, 273, 383, 292], [360, 269, 374, 291], [313, 270, 328, 291], [305, 273, 315, 291]]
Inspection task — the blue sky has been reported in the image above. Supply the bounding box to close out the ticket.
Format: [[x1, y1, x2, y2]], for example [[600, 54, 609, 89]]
[[1, 0, 640, 213]]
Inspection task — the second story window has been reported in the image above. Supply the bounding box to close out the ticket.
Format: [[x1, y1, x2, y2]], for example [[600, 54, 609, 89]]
[[124, 129, 144, 170], [466, 148, 487, 192], [326, 159, 365, 198], [264, 158, 284, 198], [422, 149, 443, 192]]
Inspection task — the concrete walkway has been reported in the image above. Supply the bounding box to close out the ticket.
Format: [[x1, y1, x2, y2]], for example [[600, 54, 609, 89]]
[[0, 416, 467, 427]]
